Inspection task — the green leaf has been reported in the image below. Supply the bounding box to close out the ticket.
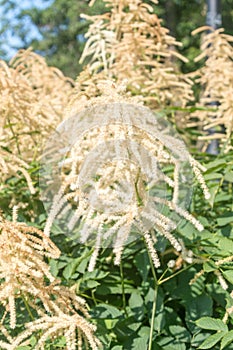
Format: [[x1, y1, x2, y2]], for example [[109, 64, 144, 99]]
[[30, 336, 37, 346], [218, 237, 233, 254], [215, 193, 233, 203], [82, 270, 109, 281], [191, 332, 212, 348], [129, 291, 143, 308], [168, 325, 191, 343], [224, 171, 233, 183], [49, 259, 59, 277], [157, 336, 186, 350], [57, 260, 68, 269], [217, 213, 233, 227], [76, 255, 89, 273], [114, 316, 141, 340], [222, 270, 233, 285], [52, 336, 67, 347], [62, 259, 78, 279], [177, 221, 198, 240], [205, 159, 226, 171], [124, 328, 150, 350], [185, 293, 213, 333], [86, 279, 100, 288], [208, 183, 221, 207], [96, 280, 134, 295], [145, 288, 164, 332], [203, 261, 216, 273], [196, 317, 228, 332], [198, 331, 226, 349], [134, 249, 150, 282], [220, 330, 233, 349], [206, 283, 228, 308], [131, 335, 149, 350], [204, 173, 223, 180], [91, 303, 123, 319], [104, 318, 118, 329], [129, 291, 144, 320]]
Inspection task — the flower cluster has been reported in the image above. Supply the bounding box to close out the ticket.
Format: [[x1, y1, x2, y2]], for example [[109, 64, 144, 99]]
[[189, 27, 233, 151], [0, 212, 100, 350], [43, 82, 210, 271], [0, 48, 73, 195], [79, 0, 194, 109], [0, 48, 73, 161]]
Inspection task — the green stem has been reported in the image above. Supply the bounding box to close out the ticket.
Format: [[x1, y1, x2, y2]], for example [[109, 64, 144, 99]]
[[91, 289, 98, 306], [148, 284, 158, 350], [135, 169, 143, 206], [157, 266, 169, 284], [80, 293, 103, 304], [158, 263, 194, 285], [21, 293, 34, 321], [120, 261, 128, 317], [147, 247, 158, 350]]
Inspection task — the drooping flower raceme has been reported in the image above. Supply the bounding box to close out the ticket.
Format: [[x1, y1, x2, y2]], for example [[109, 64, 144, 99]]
[[0, 48, 73, 195], [0, 213, 60, 329], [41, 82, 210, 271], [0, 211, 101, 350], [79, 0, 194, 109], [189, 27, 233, 151]]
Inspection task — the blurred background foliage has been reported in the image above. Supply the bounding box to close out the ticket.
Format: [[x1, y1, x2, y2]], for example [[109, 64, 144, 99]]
[[0, 0, 233, 78]]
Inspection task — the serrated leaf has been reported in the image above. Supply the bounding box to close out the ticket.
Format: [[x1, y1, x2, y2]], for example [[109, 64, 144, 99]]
[[191, 332, 212, 347], [220, 330, 233, 349], [131, 333, 149, 350], [138, 326, 150, 337], [222, 270, 233, 285], [157, 336, 186, 350], [186, 293, 213, 333], [169, 325, 191, 342], [198, 331, 225, 349], [218, 237, 233, 254], [196, 317, 228, 332], [203, 261, 216, 272]]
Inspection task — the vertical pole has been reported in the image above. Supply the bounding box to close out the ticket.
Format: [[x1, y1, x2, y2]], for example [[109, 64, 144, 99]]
[[206, 0, 222, 29], [206, 0, 222, 155]]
